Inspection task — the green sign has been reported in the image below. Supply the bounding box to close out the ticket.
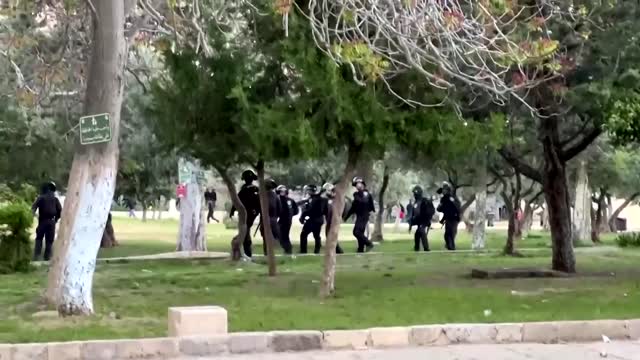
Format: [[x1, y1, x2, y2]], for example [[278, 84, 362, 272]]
[[178, 158, 195, 184], [80, 113, 111, 145]]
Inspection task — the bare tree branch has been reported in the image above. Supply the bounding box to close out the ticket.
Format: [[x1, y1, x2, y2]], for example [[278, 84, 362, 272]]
[[498, 147, 543, 184], [561, 126, 603, 161]]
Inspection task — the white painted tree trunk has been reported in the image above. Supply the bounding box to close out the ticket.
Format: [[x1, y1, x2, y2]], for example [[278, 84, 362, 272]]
[[176, 182, 207, 251], [572, 161, 591, 245], [472, 161, 487, 250], [46, 0, 127, 316]]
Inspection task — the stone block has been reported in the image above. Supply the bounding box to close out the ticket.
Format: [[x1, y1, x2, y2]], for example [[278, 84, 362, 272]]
[[627, 319, 640, 340], [116, 338, 179, 359], [179, 336, 229, 357], [48, 342, 82, 360], [556, 320, 628, 342], [12, 344, 48, 360], [229, 332, 272, 354], [494, 323, 523, 343], [168, 306, 228, 337], [271, 331, 323, 352], [409, 325, 448, 346], [368, 327, 410, 348], [522, 322, 558, 343], [323, 330, 370, 350], [443, 324, 497, 344], [80, 340, 118, 360], [0, 345, 11, 360]]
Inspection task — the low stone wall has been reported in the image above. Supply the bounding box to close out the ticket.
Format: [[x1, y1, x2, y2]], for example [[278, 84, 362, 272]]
[[1, 319, 639, 359]]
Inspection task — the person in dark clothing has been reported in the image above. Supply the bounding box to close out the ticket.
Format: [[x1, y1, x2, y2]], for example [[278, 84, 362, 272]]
[[230, 169, 261, 258], [204, 188, 219, 223], [299, 184, 328, 254], [31, 181, 62, 261], [259, 179, 282, 255], [322, 183, 344, 254], [436, 182, 461, 250], [344, 177, 375, 253], [408, 185, 435, 251], [276, 185, 297, 254], [405, 199, 413, 223]]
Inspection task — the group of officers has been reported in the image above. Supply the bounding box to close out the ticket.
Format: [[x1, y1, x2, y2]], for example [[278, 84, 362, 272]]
[[229, 169, 462, 257]]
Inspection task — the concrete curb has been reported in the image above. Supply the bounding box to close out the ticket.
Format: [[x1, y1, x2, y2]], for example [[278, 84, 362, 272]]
[[1, 319, 639, 359]]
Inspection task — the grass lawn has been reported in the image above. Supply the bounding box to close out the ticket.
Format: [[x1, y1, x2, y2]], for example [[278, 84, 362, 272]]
[[2, 218, 632, 344], [97, 217, 618, 258]]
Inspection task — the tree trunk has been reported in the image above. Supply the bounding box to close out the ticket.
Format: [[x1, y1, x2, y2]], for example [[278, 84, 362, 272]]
[[540, 117, 575, 273], [176, 181, 206, 251], [472, 161, 487, 250], [371, 165, 389, 243], [256, 160, 276, 277], [46, 0, 127, 316], [541, 205, 550, 231], [521, 203, 534, 239], [590, 205, 600, 243], [100, 213, 117, 248], [216, 166, 245, 261], [320, 145, 360, 298], [141, 201, 148, 222], [572, 161, 591, 245], [501, 192, 516, 255], [461, 194, 476, 233], [609, 194, 639, 232]]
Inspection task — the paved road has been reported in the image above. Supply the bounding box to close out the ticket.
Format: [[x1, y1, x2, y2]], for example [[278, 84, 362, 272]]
[[181, 342, 640, 360]]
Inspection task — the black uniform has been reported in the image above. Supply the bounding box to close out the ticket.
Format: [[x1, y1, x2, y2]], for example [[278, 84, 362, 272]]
[[204, 190, 217, 223], [410, 197, 436, 251], [259, 190, 282, 255], [231, 184, 261, 257], [437, 194, 461, 250], [325, 197, 344, 254], [31, 190, 62, 261], [278, 194, 298, 254], [344, 190, 375, 252], [299, 194, 328, 254]]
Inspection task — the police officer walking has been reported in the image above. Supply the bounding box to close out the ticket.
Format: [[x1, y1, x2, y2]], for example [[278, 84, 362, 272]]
[[31, 181, 62, 261], [344, 177, 375, 253], [230, 169, 261, 258], [436, 182, 461, 251], [276, 185, 298, 254], [322, 183, 344, 254], [408, 185, 435, 252], [204, 187, 219, 223], [299, 184, 327, 254], [259, 179, 282, 255]]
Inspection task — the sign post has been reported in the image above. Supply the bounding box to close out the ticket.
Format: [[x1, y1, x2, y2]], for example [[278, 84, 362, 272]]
[[79, 113, 111, 145]]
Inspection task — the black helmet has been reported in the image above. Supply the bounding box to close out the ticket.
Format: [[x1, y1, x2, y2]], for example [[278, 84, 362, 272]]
[[305, 184, 318, 195], [322, 182, 335, 193], [276, 185, 287, 194], [47, 181, 57, 192], [266, 178, 277, 191], [241, 169, 257, 182], [412, 185, 423, 196], [352, 176, 365, 186]]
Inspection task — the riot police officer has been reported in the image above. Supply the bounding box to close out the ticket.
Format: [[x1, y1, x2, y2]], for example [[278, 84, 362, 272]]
[[408, 185, 435, 252], [32, 181, 62, 261], [344, 176, 375, 253], [322, 183, 344, 254], [276, 184, 297, 254], [230, 169, 261, 257], [437, 182, 461, 250], [299, 184, 327, 254], [259, 179, 282, 255]]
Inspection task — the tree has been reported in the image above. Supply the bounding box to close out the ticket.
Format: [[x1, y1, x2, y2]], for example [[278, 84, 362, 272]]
[[47, 0, 129, 316], [499, 1, 640, 272]]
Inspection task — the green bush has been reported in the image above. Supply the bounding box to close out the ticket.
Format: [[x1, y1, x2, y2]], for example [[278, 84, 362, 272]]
[[615, 232, 640, 248], [223, 216, 238, 230], [0, 202, 34, 274]]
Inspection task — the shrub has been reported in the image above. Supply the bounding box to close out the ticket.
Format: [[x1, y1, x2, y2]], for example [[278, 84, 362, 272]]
[[615, 232, 640, 248], [223, 216, 238, 229], [0, 202, 34, 274]]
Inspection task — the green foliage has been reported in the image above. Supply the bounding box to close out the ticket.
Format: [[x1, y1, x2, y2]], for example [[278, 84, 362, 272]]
[[615, 232, 640, 248], [0, 202, 33, 274], [0, 183, 37, 204]]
